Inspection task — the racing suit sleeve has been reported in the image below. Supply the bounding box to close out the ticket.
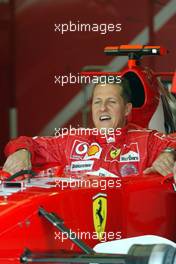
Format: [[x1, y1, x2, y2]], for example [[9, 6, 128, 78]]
[[147, 131, 176, 166], [4, 136, 67, 167]]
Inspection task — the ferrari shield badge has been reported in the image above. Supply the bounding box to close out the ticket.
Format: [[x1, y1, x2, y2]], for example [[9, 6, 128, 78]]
[[92, 193, 107, 240], [110, 148, 121, 159]]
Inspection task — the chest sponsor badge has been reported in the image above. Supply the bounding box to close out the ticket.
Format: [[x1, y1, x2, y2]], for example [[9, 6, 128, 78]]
[[71, 140, 102, 160], [70, 160, 94, 171], [120, 164, 138, 176], [110, 148, 121, 159], [105, 146, 121, 162], [70, 140, 89, 159], [84, 143, 102, 160], [120, 143, 140, 162]]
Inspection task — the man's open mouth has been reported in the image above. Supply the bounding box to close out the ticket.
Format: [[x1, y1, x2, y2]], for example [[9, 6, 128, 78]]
[[99, 115, 111, 121]]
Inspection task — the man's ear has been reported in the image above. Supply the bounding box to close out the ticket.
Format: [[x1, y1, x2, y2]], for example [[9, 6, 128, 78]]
[[125, 103, 132, 117]]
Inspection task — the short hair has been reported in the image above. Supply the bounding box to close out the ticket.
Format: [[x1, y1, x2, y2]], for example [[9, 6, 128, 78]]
[[92, 76, 132, 103]]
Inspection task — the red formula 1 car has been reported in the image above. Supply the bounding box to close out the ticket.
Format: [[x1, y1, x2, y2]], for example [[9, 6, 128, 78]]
[[0, 45, 176, 264], [0, 172, 176, 264]]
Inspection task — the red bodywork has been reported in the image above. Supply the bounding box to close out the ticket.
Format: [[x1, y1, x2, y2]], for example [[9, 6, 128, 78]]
[[104, 45, 175, 128], [0, 174, 175, 263], [171, 71, 176, 93], [83, 45, 176, 129], [121, 66, 160, 128]]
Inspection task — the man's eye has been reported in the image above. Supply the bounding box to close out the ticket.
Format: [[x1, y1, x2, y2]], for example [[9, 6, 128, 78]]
[[109, 100, 116, 103], [94, 101, 100, 104]]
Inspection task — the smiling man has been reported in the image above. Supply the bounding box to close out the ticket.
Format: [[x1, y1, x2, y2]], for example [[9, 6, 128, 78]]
[[92, 80, 132, 131], [3, 78, 176, 178]]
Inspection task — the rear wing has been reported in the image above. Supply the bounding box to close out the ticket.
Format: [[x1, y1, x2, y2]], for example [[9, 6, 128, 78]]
[[104, 45, 168, 59]]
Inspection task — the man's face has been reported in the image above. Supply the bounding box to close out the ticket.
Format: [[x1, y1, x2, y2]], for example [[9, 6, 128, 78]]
[[92, 83, 132, 130]]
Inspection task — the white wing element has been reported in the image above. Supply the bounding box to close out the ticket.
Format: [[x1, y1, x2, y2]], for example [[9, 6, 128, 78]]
[[94, 235, 176, 254]]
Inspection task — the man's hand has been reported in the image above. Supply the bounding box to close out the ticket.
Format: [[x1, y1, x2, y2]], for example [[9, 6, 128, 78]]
[[143, 152, 175, 176], [3, 149, 32, 175]]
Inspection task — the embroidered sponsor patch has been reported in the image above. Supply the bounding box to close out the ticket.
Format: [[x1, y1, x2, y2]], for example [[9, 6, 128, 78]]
[[110, 148, 121, 159], [105, 130, 122, 143], [120, 164, 138, 176], [70, 140, 102, 160], [84, 143, 102, 160], [70, 140, 89, 159], [87, 145, 99, 156], [70, 160, 94, 171], [120, 143, 140, 162], [105, 146, 121, 162]]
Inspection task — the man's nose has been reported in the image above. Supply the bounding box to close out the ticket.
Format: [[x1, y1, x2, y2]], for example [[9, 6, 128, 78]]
[[100, 101, 107, 111]]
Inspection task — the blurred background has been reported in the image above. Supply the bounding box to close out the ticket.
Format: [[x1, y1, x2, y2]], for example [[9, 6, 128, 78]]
[[0, 0, 176, 163]]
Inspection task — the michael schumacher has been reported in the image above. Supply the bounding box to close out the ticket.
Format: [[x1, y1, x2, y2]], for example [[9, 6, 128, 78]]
[[3, 78, 176, 179]]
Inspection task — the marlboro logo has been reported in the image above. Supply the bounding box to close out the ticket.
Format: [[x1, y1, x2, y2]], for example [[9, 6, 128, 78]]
[[120, 143, 140, 162]]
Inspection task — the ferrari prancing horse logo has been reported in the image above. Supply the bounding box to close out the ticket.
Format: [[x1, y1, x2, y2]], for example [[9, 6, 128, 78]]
[[110, 148, 121, 159], [93, 193, 107, 240]]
